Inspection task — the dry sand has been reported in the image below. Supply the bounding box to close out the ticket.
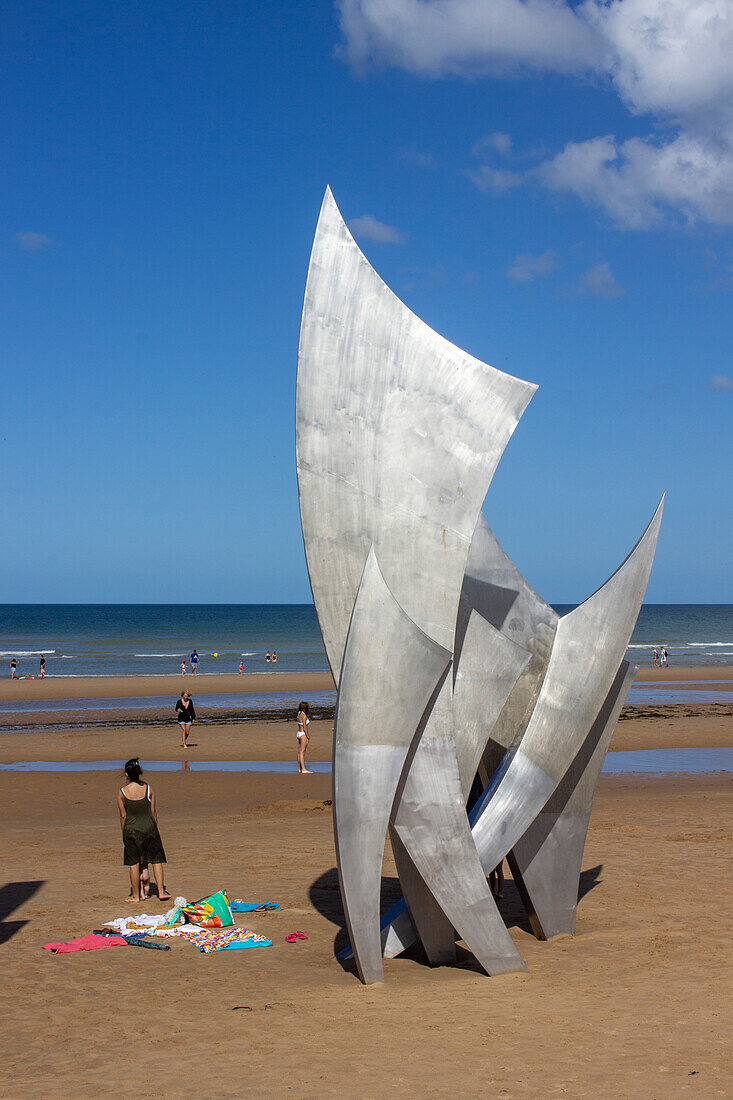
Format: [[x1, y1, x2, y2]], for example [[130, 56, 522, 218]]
[[1, 678, 731, 1098]]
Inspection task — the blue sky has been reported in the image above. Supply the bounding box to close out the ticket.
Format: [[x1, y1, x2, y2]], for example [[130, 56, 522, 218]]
[[2, 0, 731, 603]]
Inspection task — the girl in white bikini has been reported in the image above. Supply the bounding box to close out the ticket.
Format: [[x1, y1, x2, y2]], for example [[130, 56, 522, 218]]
[[296, 701, 312, 774]]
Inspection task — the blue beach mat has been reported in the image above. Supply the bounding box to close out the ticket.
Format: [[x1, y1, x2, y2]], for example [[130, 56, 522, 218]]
[[230, 901, 280, 913], [221, 938, 273, 950]]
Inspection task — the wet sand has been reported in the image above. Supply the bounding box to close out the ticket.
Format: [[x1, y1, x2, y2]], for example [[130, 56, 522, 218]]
[[0, 708, 732, 765], [0, 671, 336, 702], [0, 664, 730, 704], [634, 666, 733, 682]]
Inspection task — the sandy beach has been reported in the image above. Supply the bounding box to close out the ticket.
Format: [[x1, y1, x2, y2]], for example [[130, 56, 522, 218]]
[[1, 674, 731, 1098], [0, 671, 336, 702], [0, 665, 731, 703]]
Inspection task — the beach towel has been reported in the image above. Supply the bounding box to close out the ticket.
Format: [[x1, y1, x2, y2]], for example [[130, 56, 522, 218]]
[[165, 890, 234, 929], [174, 926, 272, 952], [230, 901, 280, 913], [43, 934, 128, 953], [104, 914, 168, 935]]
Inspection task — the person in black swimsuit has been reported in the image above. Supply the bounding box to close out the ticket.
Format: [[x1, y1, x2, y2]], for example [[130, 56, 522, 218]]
[[117, 758, 171, 904], [176, 690, 196, 749]]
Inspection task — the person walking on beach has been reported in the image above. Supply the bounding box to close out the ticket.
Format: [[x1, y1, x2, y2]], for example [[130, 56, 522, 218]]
[[10, 658, 17, 679], [652, 648, 658, 667], [176, 690, 196, 749], [181, 659, 186, 676], [297, 701, 312, 774], [238, 660, 243, 675], [39, 654, 46, 678], [117, 758, 171, 904], [190, 649, 199, 675], [661, 647, 668, 667]]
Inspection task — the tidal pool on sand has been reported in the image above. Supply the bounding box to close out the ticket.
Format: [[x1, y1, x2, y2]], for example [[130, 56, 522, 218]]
[[1, 748, 731, 775]]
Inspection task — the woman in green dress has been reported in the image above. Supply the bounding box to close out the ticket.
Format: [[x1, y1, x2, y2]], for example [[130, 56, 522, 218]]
[[117, 758, 171, 904]]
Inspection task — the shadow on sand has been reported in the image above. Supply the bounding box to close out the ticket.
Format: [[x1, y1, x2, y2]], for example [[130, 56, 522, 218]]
[[0, 880, 45, 945], [308, 863, 604, 976]]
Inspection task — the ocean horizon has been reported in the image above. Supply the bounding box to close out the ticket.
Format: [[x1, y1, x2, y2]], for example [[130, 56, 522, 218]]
[[0, 603, 731, 677]]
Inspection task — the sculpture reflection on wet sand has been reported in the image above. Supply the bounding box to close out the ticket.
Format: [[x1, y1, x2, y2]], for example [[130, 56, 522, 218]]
[[296, 187, 664, 985]]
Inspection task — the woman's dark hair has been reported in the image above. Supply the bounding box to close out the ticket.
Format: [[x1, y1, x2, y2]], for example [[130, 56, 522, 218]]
[[124, 757, 143, 783], [298, 701, 309, 716]]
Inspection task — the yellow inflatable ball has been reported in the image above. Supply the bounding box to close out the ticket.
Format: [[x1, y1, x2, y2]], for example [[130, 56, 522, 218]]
[[213, 652, 218, 657]]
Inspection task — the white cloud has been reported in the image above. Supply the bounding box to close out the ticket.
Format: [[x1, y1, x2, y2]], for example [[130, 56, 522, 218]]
[[585, 0, 733, 125], [399, 145, 436, 168], [539, 132, 733, 228], [577, 262, 625, 299], [347, 214, 407, 243], [709, 374, 733, 391], [507, 250, 558, 281], [472, 131, 512, 157], [337, 0, 733, 227], [337, 0, 600, 77], [465, 165, 523, 192], [17, 231, 51, 250], [338, 0, 733, 121]]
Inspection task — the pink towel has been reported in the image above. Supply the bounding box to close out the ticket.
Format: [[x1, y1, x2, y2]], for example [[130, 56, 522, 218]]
[[43, 934, 129, 953]]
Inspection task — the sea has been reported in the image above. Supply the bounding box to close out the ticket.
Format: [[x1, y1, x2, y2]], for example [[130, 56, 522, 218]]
[[0, 604, 731, 678]]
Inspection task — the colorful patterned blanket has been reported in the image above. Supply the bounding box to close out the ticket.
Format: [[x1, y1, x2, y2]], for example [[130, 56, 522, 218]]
[[168, 926, 272, 952]]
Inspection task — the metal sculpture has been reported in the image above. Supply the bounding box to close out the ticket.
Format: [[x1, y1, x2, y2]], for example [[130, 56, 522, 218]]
[[296, 187, 663, 984]]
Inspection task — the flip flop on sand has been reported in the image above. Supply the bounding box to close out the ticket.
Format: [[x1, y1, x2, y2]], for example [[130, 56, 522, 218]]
[[294, 931, 307, 939], [286, 931, 308, 942]]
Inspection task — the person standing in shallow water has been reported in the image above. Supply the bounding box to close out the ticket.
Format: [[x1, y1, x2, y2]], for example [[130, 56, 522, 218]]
[[176, 690, 196, 749], [297, 701, 312, 774], [117, 758, 170, 904]]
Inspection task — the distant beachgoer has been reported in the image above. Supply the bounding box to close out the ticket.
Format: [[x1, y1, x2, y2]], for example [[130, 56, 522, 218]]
[[265, 652, 271, 663], [652, 649, 658, 667], [117, 758, 170, 904], [39, 655, 46, 678], [489, 860, 505, 900], [176, 690, 196, 749], [297, 701, 312, 774], [661, 647, 668, 667], [10, 658, 17, 679], [190, 650, 199, 675], [271, 651, 278, 663], [238, 661, 243, 675], [181, 660, 186, 676]]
